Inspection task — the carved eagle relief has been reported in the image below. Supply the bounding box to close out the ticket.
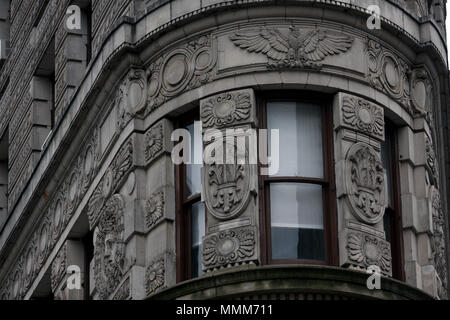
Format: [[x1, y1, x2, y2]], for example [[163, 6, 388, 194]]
[[229, 26, 354, 69]]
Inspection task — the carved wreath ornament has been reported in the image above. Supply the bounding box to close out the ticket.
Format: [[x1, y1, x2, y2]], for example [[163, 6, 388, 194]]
[[345, 143, 386, 225], [230, 26, 353, 69]]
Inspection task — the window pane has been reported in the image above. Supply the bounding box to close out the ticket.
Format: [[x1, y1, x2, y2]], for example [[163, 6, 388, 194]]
[[381, 131, 393, 207], [270, 183, 325, 261], [267, 102, 323, 178], [191, 202, 205, 278], [186, 123, 203, 198]]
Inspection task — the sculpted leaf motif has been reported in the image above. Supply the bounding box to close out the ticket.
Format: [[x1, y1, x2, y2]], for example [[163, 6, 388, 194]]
[[230, 26, 353, 68]]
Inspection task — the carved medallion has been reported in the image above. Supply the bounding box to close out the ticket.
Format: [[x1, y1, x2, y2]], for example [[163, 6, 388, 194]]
[[201, 90, 253, 129], [342, 96, 384, 140], [367, 39, 411, 112], [202, 226, 257, 270], [347, 232, 392, 276], [93, 195, 126, 300], [345, 143, 386, 224], [145, 256, 165, 296], [146, 35, 216, 113], [230, 26, 353, 69]]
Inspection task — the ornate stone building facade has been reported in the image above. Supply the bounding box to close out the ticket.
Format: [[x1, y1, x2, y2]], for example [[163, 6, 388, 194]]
[[0, 0, 448, 300]]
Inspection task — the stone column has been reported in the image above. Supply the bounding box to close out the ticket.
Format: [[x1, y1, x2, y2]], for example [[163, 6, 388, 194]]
[[333, 92, 392, 277], [200, 88, 259, 272], [137, 119, 176, 298], [51, 240, 85, 300], [399, 117, 447, 298]]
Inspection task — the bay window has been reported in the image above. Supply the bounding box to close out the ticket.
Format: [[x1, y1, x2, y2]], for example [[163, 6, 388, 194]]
[[259, 92, 337, 266]]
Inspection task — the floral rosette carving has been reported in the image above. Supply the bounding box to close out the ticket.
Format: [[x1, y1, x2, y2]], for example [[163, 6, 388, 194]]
[[201, 91, 252, 129], [202, 226, 257, 270], [144, 123, 163, 164], [145, 191, 165, 230], [145, 256, 165, 296], [346, 232, 392, 276], [342, 96, 384, 140], [345, 143, 386, 225], [93, 195, 126, 300]]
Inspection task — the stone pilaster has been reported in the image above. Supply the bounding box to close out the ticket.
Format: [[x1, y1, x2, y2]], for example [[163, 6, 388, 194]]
[[333, 92, 392, 277], [135, 118, 176, 297], [399, 117, 447, 299], [54, 7, 89, 124], [200, 88, 259, 272]]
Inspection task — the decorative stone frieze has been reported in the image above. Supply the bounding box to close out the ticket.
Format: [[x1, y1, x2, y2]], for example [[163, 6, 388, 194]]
[[146, 35, 217, 114], [366, 39, 411, 112], [230, 26, 353, 69], [93, 194, 126, 300], [200, 88, 259, 272], [88, 139, 133, 229], [117, 68, 148, 129], [430, 187, 447, 299], [51, 243, 67, 292]]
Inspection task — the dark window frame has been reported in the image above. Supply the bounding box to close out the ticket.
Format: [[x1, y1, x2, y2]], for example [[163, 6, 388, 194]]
[[175, 108, 206, 283], [382, 121, 404, 281], [257, 91, 338, 267]]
